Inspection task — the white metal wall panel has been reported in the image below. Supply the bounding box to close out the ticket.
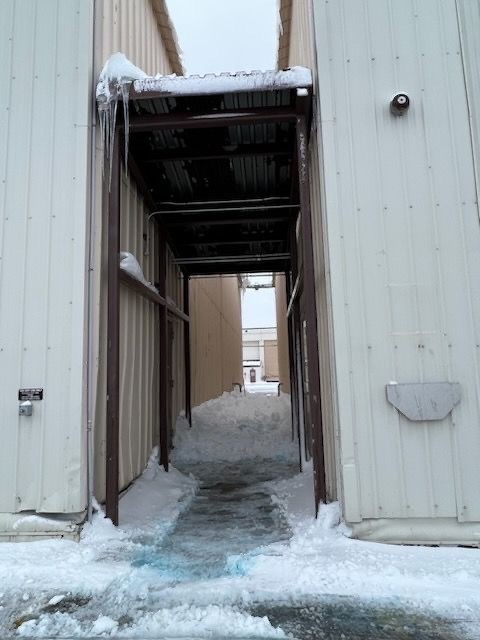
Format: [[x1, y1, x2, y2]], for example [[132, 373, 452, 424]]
[[0, 0, 93, 513], [313, 0, 480, 523]]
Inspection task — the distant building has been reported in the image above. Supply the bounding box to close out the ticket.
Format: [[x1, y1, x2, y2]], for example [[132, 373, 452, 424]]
[[242, 327, 279, 384]]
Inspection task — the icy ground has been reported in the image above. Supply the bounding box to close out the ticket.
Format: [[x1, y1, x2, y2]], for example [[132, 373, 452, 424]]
[[1, 391, 480, 638]]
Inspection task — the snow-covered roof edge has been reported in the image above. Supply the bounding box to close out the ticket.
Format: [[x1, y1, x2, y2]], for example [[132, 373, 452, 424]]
[[132, 66, 312, 98], [96, 55, 312, 103]]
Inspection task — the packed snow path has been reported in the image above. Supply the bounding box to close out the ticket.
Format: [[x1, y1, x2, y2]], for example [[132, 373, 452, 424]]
[[135, 460, 297, 582]]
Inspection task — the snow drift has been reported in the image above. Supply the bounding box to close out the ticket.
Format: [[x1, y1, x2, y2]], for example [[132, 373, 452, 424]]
[[172, 390, 296, 463]]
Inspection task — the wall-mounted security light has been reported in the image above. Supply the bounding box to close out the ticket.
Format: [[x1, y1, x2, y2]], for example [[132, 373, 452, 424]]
[[390, 93, 410, 116]]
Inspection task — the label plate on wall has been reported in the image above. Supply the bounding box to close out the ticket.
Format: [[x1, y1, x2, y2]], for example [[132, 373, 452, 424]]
[[18, 388, 44, 401]]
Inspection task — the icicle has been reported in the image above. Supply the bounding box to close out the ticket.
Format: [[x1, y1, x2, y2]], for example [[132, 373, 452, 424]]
[[97, 92, 118, 190], [120, 81, 131, 175], [108, 97, 118, 188], [97, 81, 131, 188]]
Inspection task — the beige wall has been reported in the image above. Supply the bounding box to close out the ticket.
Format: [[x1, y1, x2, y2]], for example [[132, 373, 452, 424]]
[[275, 275, 291, 392], [190, 277, 243, 407], [264, 341, 280, 379], [94, 0, 173, 76], [281, 0, 340, 501], [93, 0, 176, 499]]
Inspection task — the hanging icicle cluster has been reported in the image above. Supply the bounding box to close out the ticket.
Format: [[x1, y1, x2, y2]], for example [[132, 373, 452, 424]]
[[96, 53, 148, 189]]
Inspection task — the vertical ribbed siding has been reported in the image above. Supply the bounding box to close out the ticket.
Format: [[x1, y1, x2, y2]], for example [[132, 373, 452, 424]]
[[0, 0, 93, 513], [95, 0, 172, 77], [92, 1, 177, 499], [313, 0, 480, 523], [190, 277, 243, 408], [285, 0, 340, 502]]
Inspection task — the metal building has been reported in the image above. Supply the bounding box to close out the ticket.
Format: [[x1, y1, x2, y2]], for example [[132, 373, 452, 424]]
[[0, 0, 243, 541], [278, 0, 480, 545]]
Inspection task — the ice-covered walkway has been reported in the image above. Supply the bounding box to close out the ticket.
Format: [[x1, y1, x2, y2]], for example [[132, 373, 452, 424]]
[[2, 391, 480, 638]]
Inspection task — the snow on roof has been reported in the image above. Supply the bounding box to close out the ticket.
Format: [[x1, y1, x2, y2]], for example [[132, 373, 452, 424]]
[[133, 66, 312, 97], [96, 53, 312, 102]]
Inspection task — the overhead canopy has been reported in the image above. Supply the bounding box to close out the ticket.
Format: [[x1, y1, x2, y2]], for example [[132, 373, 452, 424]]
[[119, 68, 313, 275]]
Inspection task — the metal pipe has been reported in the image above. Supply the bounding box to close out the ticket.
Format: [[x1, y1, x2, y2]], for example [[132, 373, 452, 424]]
[[286, 272, 302, 318], [148, 204, 299, 220], [155, 196, 291, 207], [173, 253, 290, 265]]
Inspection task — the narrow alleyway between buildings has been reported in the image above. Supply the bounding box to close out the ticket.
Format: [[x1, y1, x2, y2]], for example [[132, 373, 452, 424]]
[[2, 392, 480, 639]]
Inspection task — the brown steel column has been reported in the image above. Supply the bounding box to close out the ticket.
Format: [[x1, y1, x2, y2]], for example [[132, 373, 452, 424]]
[[158, 233, 169, 471], [296, 115, 326, 513], [106, 133, 121, 525], [285, 273, 297, 442], [183, 274, 192, 426]]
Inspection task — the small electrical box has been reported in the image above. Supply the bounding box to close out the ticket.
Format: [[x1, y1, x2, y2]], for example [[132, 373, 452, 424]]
[[19, 401, 33, 417]]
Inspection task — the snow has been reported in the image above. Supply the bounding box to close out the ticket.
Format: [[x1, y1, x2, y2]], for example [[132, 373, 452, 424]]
[[96, 53, 311, 101], [0, 450, 197, 621], [119, 251, 158, 294], [2, 392, 480, 637], [17, 606, 285, 639], [244, 465, 480, 614], [96, 52, 148, 101], [244, 382, 280, 395], [172, 390, 296, 464], [96, 53, 312, 103], [133, 66, 312, 98]]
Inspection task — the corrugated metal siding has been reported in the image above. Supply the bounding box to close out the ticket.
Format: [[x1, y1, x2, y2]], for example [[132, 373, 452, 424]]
[[94, 0, 172, 77], [313, 0, 480, 523], [287, 0, 340, 502], [190, 277, 243, 407], [456, 0, 480, 229], [92, 0, 176, 499], [94, 172, 186, 498], [287, 0, 316, 71], [0, 0, 93, 513]]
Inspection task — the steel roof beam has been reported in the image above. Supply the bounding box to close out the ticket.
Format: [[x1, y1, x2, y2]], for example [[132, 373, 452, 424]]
[[141, 143, 292, 163], [151, 203, 298, 216], [173, 253, 290, 265], [180, 239, 285, 248], [165, 215, 290, 227], [128, 106, 297, 132]]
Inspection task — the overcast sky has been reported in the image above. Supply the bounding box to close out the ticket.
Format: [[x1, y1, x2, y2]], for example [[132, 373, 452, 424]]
[[242, 288, 277, 329], [166, 0, 278, 74], [166, 1, 279, 329]]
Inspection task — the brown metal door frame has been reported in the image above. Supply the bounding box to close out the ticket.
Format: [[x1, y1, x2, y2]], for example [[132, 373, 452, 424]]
[[105, 132, 121, 525], [104, 107, 323, 525], [295, 114, 326, 513], [183, 274, 192, 426], [158, 233, 169, 471]]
